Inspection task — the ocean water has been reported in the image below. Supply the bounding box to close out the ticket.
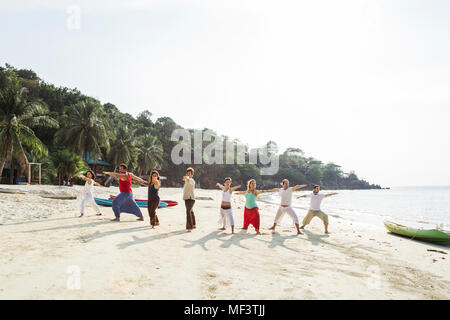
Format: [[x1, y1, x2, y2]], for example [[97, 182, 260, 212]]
[[259, 186, 450, 230]]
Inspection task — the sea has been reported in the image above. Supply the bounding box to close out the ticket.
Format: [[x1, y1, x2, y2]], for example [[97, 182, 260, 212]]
[[258, 186, 450, 230]]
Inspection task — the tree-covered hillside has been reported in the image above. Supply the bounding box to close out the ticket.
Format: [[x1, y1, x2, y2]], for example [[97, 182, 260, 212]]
[[0, 64, 381, 190]]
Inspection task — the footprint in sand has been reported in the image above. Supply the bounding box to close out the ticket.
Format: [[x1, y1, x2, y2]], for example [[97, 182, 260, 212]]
[[219, 280, 231, 286]]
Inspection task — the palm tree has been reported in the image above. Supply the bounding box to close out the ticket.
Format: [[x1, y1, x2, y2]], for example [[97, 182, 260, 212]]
[[136, 135, 163, 176], [108, 123, 138, 171], [0, 73, 59, 180], [51, 149, 88, 185], [55, 99, 109, 162]]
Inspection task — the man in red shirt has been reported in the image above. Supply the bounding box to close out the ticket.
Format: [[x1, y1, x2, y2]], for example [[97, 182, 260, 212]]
[[104, 163, 147, 221]]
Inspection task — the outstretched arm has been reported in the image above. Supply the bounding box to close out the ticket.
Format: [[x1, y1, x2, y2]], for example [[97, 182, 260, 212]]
[[231, 185, 242, 192], [292, 184, 307, 191], [77, 174, 88, 181], [103, 171, 127, 180], [235, 191, 247, 195], [131, 174, 147, 185], [216, 183, 225, 191], [325, 192, 338, 198], [77, 174, 94, 185], [256, 188, 279, 196], [94, 181, 105, 187], [296, 194, 309, 199]]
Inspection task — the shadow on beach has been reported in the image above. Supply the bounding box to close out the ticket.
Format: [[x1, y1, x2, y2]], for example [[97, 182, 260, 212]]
[[117, 229, 187, 250], [19, 219, 136, 233], [216, 230, 258, 250], [302, 229, 330, 246], [386, 231, 450, 249], [181, 230, 228, 251], [80, 225, 150, 243], [253, 231, 302, 252], [1, 216, 78, 227]]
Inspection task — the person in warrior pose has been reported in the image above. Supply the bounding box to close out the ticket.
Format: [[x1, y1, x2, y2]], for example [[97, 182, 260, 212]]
[[183, 167, 196, 232], [77, 170, 105, 217], [296, 185, 338, 234], [235, 179, 278, 234], [268, 179, 307, 234], [103, 163, 147, 222], [148, 169, 161, 228], [215, 177, 241, 234]]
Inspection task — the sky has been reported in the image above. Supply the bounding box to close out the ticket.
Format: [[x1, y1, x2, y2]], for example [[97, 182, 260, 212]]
[[1, 0, 449, 187]]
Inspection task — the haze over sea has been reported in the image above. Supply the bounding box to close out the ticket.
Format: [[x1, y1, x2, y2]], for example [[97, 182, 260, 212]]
[[260, 186, 450, 230]]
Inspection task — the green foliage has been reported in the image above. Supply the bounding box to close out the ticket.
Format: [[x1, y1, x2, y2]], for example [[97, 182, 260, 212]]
[[136, 134, 163, 176], [0, 64, 381, 189], [0, 72, 59, 179], [54, 99, 109, 161], [51, 149, 88, 184]]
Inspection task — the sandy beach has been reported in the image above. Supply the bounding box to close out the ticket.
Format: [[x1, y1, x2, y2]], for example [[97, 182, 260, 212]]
[[0, 184, 449, 300]]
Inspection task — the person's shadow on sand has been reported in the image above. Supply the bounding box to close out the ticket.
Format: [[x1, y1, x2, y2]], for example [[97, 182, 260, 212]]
[[21, 219, 127, 233], [81, 225, 150, 243], [253, 231, 301, 252], [117, 229, 187, 249], [302, 229, 330, 246], [181, 230, 228, 251], [216, 231, 257, 250]]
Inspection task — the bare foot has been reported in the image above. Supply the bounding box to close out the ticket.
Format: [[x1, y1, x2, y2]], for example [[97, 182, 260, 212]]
[[187, 229, 192, 233], [218, 227, 226, 231], [297, 231, 303, 235], [269, 226, 276, 230], [136, 218, 144, 221], [300, 226, 305, 229], [96, 213, 102, 216], [111, 217, 120, 222], [325, 231, 330, 234], [78, 213, 84, 218]]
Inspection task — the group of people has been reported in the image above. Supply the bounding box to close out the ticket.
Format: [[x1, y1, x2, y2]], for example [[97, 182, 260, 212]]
[[77, 164, 338, 234]]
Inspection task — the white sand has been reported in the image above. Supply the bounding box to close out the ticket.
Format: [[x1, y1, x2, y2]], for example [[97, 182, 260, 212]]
[[0, 184, 449, 299]]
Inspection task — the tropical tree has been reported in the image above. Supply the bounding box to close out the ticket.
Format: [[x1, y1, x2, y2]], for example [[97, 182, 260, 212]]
[[51, 149, 88, 185], [136, 135, 163, 176], [108, 123, 138, 171], [0, 73, 59, 180], [54, 99, 109, 162]]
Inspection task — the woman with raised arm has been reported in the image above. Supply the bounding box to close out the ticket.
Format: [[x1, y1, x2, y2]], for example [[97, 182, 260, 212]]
[[77, 170, 105, 218], [148, 169, 161, 228], [235, 179, 278, 234], [216, 177, 241, 234], [103, 163, 148, 222]]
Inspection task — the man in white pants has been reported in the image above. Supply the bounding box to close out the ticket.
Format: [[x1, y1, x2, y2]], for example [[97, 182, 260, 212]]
[[269, 179, 307, 234]]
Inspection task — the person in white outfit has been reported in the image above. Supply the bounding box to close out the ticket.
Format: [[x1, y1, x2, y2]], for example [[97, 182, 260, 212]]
[[77, 170, 105, 218], [215, 177, 241, 234], [268, 179, 307, 234]]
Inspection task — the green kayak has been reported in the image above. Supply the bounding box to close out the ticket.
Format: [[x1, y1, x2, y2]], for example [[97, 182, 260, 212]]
[[384, 221, 450, 245]]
